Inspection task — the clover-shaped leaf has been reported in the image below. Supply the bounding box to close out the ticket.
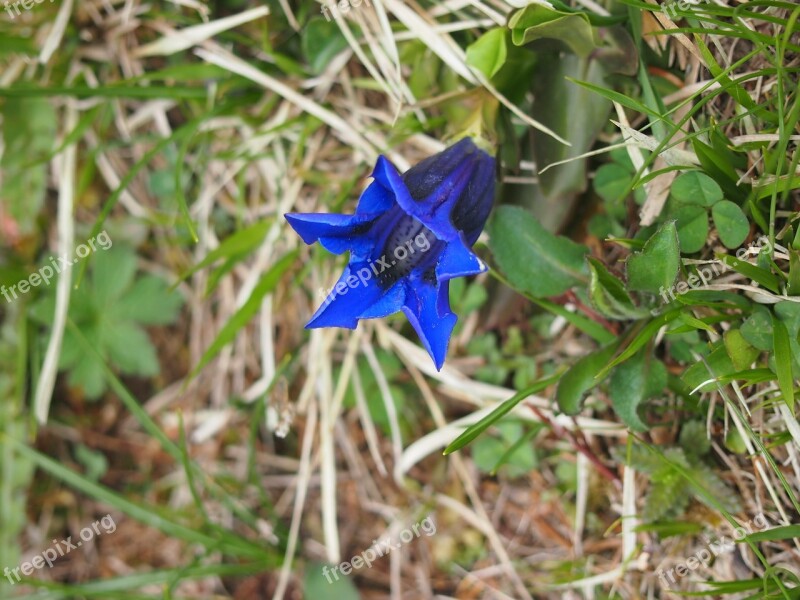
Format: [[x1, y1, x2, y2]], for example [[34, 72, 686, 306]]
[[31, 243, 182, 400]]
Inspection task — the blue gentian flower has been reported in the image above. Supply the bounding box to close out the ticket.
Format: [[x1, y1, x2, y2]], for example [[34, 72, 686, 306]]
[[285, 137, 495, 370]]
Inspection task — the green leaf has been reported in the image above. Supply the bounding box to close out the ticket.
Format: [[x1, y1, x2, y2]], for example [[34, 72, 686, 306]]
[[674, 204, 709, 254], [489, 205, 588, 298], [304, 563, 360, 600], [745, 525, 800, 543], [0, 84, 207, 100], [678, 420, 710, 458], [711, 200, 750, 249], [556, 343, 618, 415], [302, 19, 350, 74], [92, 245, 138, 306], [775, 301, 800, 336], [724, 329, 760, 371], [724, 429, 748, 454], [527, 296, 616, 344], [670, 172, 723, 207], [772, 315, 795, 411], [566, 77, 664, 120], [466, 28, 508, 78], [594, 163, 632, 204], [587, 257, 647, 320], [741, 305, 774, 351], [104, 322, 160, 377], [682, 343, 736, 393], [67, 350, 107, 399], [189, 250, 297, 380], [531, 54, 612, 207], [609, 351, 665, 431], [113, 276, 184, 325], [597, 308, 683, 380], [509, 4, 596, 57], [73, 444, 109, 482], [444, 372, 562, 454], [692, 139, 748, 203], [717, 253, 780, 294], [626, 221, 680, 295], [787, 248, 800, 296]]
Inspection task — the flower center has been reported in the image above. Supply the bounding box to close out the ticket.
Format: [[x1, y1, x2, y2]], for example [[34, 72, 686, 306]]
[[376, 213, 442, 289]]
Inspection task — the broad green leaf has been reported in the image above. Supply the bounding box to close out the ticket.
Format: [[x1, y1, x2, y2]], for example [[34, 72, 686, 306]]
[[488, 205, 588, 298], [692, 139, 748, 203], [609, 351, 665, 431], [93, 245, 138, 306], [466, 28, 508, 78], [775, 301, 800, 336], [674, 204, 709, 253], [509, 4, 596, 57], [66, 346, 107, 399], [189, 250, 298, 379], [444, 372, 563, 454], [712, 200, 750, 249], [112, 276, 184, 325], [670, 171, 723, 206], [556, 343, 618, 415], [724, 329, 760, 371], [530, 53, 612, 211], [682, 343, 736, 393], [772, 315, 795, 411], [741, 305, 774, 351], [594, 163, 632, 204], [626, 221, 680, 295], [104, 322, 160, 377]]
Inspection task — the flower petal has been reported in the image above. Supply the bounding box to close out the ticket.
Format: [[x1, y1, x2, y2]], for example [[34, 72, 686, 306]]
[[402, 278, 457, 370], [285, 212, 376, 256], [435, 233, 487, 281], [306, 262, 386, 329], [359, 281, 406, 318], [356, 176, 397, 214], [370, 139, 495, 246]]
